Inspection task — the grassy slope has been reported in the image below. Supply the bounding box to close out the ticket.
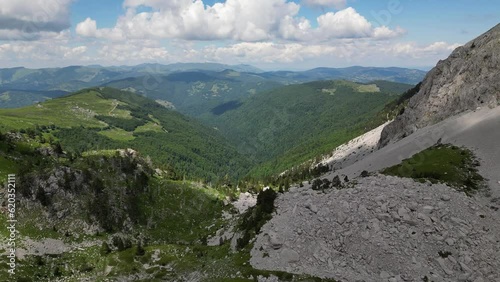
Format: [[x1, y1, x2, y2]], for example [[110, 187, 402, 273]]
[[0, 90, 109, 130], [0, 87, 250, 181], [382, 144, 485, 195], [213, 80, 413, 177], [0, 134, 334, 282]]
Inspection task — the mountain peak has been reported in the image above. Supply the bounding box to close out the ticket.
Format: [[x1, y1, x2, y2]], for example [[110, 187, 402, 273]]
[[379, 24, 500, 147]]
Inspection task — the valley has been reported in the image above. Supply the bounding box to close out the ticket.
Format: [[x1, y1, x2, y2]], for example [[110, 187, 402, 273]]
[[0, 4, 499, 281]]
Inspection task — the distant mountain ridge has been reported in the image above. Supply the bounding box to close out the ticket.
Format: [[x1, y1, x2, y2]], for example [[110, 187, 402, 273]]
[[260, 66, 426, 85], [0, 63, 426, 109]]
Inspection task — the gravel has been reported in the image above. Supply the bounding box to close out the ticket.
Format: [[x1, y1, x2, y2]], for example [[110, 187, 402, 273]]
[[250, 175, 500, 282]]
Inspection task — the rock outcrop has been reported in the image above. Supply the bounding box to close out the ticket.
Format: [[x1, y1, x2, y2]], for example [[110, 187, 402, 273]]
[[379, 24, 500, 147]]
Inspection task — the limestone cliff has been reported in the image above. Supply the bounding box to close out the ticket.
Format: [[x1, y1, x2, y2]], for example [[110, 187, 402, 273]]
[[379, 24, 500, 147]]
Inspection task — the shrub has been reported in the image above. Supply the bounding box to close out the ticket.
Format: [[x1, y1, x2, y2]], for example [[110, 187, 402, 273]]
[[331, 175, 342, 188], [311, 179, 323, 190], [100, 242, 111, 255], [136, 242, 145, 256]]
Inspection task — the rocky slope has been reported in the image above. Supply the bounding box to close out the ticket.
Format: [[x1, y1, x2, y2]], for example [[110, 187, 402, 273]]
[[251, 175, 500, 282], [250, 24, 500, 282], [379, 24, 500, 147]]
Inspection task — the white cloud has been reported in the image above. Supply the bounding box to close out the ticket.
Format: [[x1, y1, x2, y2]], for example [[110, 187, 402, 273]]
[[302, 0, 346, 9], [75, 17, 126, 41], [0, 0, 457, 69], [63, 46, 87, 58], [389, 41, 461, 58], [0, 0, 72, 40], [76, 18, 97, 37], [196, 40, 461, 69], [373, 26, 406, 39], [316, 8, 372, 39], [76, 1, 403, 42]]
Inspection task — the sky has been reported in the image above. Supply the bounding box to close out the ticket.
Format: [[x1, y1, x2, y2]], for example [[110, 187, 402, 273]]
[[0, 0, 498, 70]]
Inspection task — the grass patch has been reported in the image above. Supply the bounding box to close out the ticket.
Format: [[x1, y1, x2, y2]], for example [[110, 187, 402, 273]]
[[98, 128, 135, 141], [357, 84, 380, 92], [382, 144, 485, 195], [0, 91, 110, 131], [141, 179, 225, 244], [0, 156, 16, 183], [134, 121, 164, 133]]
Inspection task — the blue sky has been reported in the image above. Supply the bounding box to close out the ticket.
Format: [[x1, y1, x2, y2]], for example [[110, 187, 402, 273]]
[[0, 0, 498, 70]]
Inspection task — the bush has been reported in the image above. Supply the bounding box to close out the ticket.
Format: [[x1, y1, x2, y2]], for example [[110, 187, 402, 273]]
[[136, 242, 145, 256], [257, 188, 277, 214], [100, 242, 111, 255], [311, 179, 322, 190], [237, 188, 278, 250], [331, 175, 342, 188]]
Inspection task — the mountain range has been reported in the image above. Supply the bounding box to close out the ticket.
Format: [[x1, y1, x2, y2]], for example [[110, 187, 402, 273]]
[[0, 23, 499, 282], [0, 64, 426, 110]]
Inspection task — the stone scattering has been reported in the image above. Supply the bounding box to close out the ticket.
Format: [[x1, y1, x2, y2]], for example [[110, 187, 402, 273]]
[[250, 175, 500, 282]]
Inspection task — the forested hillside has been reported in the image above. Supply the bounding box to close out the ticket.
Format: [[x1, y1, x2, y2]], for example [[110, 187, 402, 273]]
[[104, 70, 282, 118], [211, 80, 414, 177], [0, 87, 250, 181]]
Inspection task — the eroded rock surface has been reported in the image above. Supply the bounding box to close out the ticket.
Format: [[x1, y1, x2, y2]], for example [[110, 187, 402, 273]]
[[380, 24, 500, 147], [251, 175, 500, 282]]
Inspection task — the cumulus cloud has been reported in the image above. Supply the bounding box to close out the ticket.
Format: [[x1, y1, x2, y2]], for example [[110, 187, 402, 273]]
[[195, 40, 461, 69], [203, 42, 341, 63], [373, 26, 406, 40], [389, 41, 462, 58], [0, 0, 72, 40], [75, 18, 97, 37], [302, 0, 346, 9], [316, 8, 372, 39], [76, 1, 403, 42]]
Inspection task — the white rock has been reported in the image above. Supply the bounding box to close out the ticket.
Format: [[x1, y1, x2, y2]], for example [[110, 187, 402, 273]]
[[280, 248, 300, 263]]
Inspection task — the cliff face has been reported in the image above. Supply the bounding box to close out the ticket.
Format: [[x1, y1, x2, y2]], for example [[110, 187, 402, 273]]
[[379, 24, 500, 147]]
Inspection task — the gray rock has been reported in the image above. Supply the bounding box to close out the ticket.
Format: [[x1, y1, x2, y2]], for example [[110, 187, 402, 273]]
[[250, 175, 500, 282], [441, 195, 451, 202], [337, 211, 348, 225], [280, 248, 300, 263], [398, 207, 411, 221], [267, 232, 283, 250], [379, 24, 500, 147], [445, 238, 455, 246], [380, 271, 391, 279], [305, 199, 318, 213], [437, 257, 454, 275]]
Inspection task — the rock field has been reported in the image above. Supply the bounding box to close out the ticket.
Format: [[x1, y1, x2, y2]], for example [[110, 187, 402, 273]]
[[250, 175, 500, 282]]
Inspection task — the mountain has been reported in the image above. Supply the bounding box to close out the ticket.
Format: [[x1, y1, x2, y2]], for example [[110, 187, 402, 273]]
[[0, 64, 426, 110], [248, 24, 500, 281], [157, 62, 264, 73], [260, 66, 426, 85], [211, 80, 414, 177], [0, 63, 265, 108], [103, 70, 283, 118], [379, 23, 500, 147], [0, 87, 250, 181]]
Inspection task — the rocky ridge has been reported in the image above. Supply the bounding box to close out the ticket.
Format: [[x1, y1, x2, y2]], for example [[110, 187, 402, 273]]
[[379, 24, 500, 147], [250, 175, 500, 282]]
